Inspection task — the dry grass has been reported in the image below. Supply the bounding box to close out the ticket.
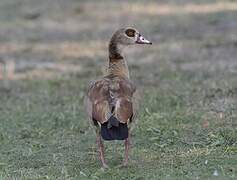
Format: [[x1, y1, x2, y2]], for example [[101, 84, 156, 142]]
[[125, 2, 237, 15]]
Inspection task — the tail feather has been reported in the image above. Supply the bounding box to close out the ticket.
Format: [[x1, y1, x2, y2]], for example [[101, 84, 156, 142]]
[[101, 115, 128, 141], [107, 116, 119, 128]]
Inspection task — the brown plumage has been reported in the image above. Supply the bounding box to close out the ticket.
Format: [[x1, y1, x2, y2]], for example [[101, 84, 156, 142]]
[[85, 27, 152, 169]]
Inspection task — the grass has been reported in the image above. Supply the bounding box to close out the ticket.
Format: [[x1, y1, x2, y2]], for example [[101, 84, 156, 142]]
[[0, 0, 237, 179], [0, 70, 236, 179]]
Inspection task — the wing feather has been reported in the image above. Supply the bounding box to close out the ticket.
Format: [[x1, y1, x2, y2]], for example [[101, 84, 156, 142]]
[[85, 76, 139, 126]]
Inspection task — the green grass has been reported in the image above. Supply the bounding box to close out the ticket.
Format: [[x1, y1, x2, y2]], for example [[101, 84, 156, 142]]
[[0, 68, 236, 179]]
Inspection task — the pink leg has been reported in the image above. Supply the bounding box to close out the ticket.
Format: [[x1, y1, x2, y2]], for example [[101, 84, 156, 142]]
[[96, 132, 108, 169], [123, 134, 130, 166]]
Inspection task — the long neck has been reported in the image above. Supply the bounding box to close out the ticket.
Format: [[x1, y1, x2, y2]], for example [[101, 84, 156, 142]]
[[107, 38, 130, 78]]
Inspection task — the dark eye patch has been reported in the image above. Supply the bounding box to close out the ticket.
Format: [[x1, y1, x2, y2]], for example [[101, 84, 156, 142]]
[[125, 28, 136, 37]]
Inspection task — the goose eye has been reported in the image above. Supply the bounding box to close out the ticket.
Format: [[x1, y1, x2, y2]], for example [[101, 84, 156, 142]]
[[125, 29, 136, 37]]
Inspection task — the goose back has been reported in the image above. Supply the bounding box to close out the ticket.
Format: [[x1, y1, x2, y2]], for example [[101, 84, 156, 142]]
[[87, 75, 136, 125]]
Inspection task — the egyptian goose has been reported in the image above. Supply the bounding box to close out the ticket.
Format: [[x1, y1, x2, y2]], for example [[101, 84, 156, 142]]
[[85, 27, 152, 168]]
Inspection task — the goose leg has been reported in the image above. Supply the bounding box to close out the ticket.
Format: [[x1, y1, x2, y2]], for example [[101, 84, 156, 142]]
[[96, 132, 108, 169], [123, 134, 130, 166]]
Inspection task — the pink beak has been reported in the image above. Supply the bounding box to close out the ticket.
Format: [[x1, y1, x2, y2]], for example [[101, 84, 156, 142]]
[[136, 34, 152, 45]]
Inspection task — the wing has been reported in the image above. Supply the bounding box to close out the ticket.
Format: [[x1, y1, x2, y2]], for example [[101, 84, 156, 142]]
[[86, 78, 111, 125], [112, 77, 137, 124], [85, 76, 138, 126]]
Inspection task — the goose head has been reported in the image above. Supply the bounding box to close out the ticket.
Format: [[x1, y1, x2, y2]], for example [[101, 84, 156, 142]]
[[111, 27, 152, 46]]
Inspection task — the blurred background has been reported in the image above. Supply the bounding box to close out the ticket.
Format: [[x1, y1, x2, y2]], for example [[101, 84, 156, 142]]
[[1, 0, 237, 80], [0, 0, 236, 179]]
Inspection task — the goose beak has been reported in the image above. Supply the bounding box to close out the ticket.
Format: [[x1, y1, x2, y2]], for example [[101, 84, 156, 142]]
[[136, 34, 152, 45]]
